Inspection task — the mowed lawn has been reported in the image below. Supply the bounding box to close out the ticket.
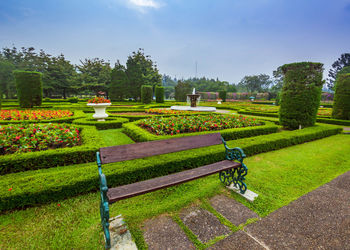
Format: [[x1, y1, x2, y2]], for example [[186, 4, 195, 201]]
[[0, 134, 349, 249]]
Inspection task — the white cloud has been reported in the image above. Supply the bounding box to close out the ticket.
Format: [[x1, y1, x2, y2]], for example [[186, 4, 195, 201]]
[[128, 0, 160, 8]]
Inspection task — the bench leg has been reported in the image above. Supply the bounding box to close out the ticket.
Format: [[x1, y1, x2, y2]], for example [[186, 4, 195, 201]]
[[97, 152, 111, 249], [219, 163, 248, 194]]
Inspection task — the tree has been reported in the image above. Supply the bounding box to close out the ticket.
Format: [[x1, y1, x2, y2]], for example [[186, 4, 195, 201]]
[[126, 48, 161, 100], [0, 59, 15, 98], [327, 53, 350, 90], [238, 74, 272, 93], [175, 81, 191, 101], [76, 58, 112, 96], [332, 73, 350, 120], [109, 61, 128, 100]]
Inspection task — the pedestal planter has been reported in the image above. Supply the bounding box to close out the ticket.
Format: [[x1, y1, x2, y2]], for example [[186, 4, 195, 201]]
[[87, 103, 111, 121]]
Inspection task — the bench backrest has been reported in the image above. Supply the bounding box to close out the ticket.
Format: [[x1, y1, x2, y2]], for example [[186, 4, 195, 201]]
[[99, 133, 223, 164]]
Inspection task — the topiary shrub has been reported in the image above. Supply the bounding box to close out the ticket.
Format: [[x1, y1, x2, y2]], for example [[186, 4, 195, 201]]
[[14, 71, 43, 108], [219, 90, 227, 102], [332, 73, 350, 120], [175, 81, 191, 102], [279, 62, 324, 129], [141, 85, 153, 104], [155, 86, 165, 103]]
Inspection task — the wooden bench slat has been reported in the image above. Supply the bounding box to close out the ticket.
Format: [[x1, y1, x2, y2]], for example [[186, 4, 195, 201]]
[[107, 160, 241, 203], [99, 133, 223, 164]]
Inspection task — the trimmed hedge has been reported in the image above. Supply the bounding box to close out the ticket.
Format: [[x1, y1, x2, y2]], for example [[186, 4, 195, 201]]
[[219, 91, 227, 102], [123, 120, 279, 142], [141, 85, 153, 104], [14, 71, 43, 108], [72, 117, 129, 130], [0, 110, 86, 124], [155, 86, 165, 103], [332, 73, 350, 120], [0, 124, 341, 211], [279, 62, 324, 129], [0, 125, 104, 175]]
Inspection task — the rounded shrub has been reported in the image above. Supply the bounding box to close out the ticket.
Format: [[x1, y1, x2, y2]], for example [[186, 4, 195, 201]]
[[219, 90, 227, 102], [155, 86, 165, 103], [68, 97, 79, 103], [279, 62, 324, 129], [14, 71, 43, 108], [332, 73, 350, 120], [141, 85, 152, 104]]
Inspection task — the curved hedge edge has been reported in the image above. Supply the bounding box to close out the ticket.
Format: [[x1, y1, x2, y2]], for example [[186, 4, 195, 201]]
[[0, 124, 342, 211], [0, 110, 86, 124], [123, 119, 279, 142], [316, 117, 350, 126], [72, 117, 129, 130], [0, 125, 104, 175], [238, 110, 279, 118]]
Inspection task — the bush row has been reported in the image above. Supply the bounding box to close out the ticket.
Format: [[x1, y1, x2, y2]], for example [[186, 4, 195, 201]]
[[72, 117, 129, 129], [0, 124, 341, 211], [123, 120, 279, 142], [0, 125, 104, 175]]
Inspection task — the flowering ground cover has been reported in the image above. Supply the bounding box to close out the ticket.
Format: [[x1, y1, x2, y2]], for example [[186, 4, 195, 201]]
[[0, 123, 81, 155], [0, 110, 73, 121], [146, 108, 199, 115], [317, 108, 332, 117], [139, 114, 262, 135]]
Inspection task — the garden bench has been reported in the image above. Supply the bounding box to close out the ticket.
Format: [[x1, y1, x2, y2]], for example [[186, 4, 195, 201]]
[[97, 133, 248, 248]]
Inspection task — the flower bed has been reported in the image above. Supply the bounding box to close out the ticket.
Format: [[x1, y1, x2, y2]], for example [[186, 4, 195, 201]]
[[139, 114, 262, 135], [0, 123, 80, 155], [146, 108, 198, 115], [0, 109, 73, 121]]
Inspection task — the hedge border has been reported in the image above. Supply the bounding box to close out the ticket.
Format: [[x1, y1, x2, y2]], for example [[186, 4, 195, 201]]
[[0, 125, 104, 175], [72, 117, 129, 130], [0, 124, 342, 211], [0, 110, 86, 124], [123, 119, 279, 142]]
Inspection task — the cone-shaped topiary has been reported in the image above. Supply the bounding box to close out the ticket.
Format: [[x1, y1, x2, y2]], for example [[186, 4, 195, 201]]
[[141, 85, 153, 104], [14, 70, 43, 108], [332, 73, 350, 120], [219, 90, 227, 102], [155, 86, 164, 103], [279, 62, 324, 129]]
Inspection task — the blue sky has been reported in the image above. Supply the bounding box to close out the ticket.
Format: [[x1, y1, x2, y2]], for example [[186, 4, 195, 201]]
[[0, 0, 349, 83]]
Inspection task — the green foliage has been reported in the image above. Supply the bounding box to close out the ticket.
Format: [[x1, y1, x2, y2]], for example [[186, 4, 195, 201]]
[[141, 85, 153, 104], [14, 70, 43, 108], [279, 62, 324, 129], [0, 59, 15, 99], [109, 62, 128, 100], [219, 90, 227, 102], [175, 81, 191, 101], [327, 53, 350, 89], [98, 128, 135, 147], [72, 117, 129, 130], [126, 49, 161, 100], [67, 97, 79, 103], [155, 86, 165, 103], [0, 124, 341, 211], [332, 73, 350, 120], [0, 125, 103, 175], [238, 74, 272, 93]]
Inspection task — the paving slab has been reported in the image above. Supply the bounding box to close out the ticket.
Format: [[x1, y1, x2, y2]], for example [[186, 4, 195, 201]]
[[208, 230, 265, 250], [143, 215, 195, 250], [210, 195, 259, 226], [180, 206, 231, 243], [326, 171, 350, 192], [246, 179, 350, 249]]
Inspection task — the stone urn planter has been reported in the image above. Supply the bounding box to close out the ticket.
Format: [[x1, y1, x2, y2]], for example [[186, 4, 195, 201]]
[[87, 103, 111, 121], [87, 97, 112, 121]]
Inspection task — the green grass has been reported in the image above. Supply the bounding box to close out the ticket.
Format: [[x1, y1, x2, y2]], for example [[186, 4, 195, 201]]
[[98, 128, 134, 146], [1, 134, 350, 249]]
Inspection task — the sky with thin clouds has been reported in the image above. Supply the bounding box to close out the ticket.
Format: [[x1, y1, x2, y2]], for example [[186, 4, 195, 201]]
[[0, 0, 349, 83]]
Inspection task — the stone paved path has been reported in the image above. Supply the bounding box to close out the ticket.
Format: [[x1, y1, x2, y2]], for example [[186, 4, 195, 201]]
[[142, 171, 350, 249]]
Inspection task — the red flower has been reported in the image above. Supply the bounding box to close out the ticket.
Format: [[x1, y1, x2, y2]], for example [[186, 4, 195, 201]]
[[57, 204, 61, 207], [8, 187, 13, 191]]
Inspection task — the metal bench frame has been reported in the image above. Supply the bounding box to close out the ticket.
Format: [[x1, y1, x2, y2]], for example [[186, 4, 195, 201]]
[[97, 135, 247, 248]]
